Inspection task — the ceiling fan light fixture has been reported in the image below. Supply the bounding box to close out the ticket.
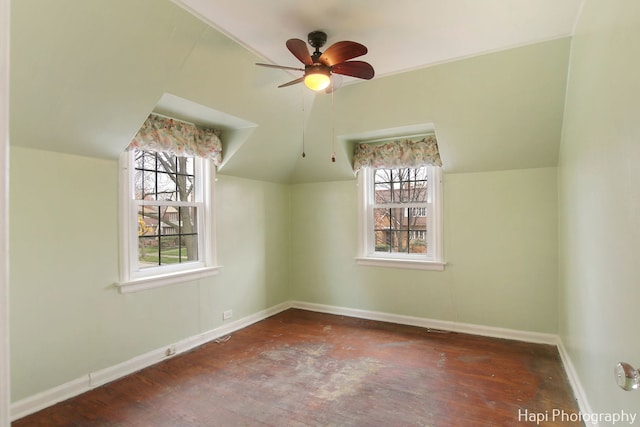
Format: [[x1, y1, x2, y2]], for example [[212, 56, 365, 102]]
[[256, 31, 374, 91], [304, 67, 331, 91]]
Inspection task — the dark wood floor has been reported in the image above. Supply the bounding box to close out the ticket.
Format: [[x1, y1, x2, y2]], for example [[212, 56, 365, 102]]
[[13, 309, 582, 426]]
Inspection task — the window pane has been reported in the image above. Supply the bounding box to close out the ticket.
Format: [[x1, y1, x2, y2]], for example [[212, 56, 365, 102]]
[[179, 206, 198, 234], [180, 235, 198, 262], [154, 153, 172, 174], [373, 167, 428, 204], [160, 236, 180, 264], [374, 207, 391, 252], [391, 207, 409, 253], [374, 168, 391, 183], [179, 207, 198, 261], [184, 157, 195, 175], [156, 172, 177, 201], [138, 206, 159, 237], [409, 225, 427, 253], [175, 173, 194, 202], [134, 150, 153, 171], [374, 181, 391, 204], [138, 205, 159, 268], [374, 207, 409, 253], [387, 230, 405, 252], [374, 230, 391, 252], [139, 236, 159, 267], [137, 204, 199, 267], [373, 198, 428, 254], [365, 164, 441, 262], [374, 208, 391, 229], [133, 150, 196, 203], [135, 169, 156, 200]]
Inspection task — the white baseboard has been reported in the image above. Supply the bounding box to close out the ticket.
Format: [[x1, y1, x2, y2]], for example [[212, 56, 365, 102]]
[[10, 301, 291, 421], [556, 339, 597, 426], [10, 376, 90, 422], [12, 300, 592, 424], [290, 301, 558, 345]]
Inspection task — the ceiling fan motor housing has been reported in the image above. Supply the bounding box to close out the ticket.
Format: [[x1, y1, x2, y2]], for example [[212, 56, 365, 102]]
[[308, 31, 327, 50]]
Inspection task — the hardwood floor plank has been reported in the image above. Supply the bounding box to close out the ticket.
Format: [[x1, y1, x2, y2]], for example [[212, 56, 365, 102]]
[[13, 309, 582, 426]]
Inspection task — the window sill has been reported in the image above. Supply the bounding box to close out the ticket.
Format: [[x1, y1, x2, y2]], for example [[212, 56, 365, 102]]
[[116, 266, 222, 294], [355, 257, 446, 271]]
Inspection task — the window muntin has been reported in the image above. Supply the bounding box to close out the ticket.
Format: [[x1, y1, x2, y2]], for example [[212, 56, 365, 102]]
[[359, 164, 443, 269]]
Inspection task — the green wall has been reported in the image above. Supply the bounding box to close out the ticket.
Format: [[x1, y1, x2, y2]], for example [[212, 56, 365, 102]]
[[290, 167, 558, 332], [9, 146, 290, 401], [9, 148, 560, 403], [558, 0, 640, 416]]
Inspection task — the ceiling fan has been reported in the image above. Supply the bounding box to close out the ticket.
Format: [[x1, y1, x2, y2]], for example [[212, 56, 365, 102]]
[[256, 31, 375, 92]]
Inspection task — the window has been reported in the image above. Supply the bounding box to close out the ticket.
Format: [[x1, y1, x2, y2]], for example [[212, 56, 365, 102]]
[[135, 150, 200, 267], [117, 148, 219, 293], [357, 165, 444, 270]]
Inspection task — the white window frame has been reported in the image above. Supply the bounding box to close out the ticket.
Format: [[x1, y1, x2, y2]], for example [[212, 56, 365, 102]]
[[357, 165, 445, 271], [116, 150, 220, 293]]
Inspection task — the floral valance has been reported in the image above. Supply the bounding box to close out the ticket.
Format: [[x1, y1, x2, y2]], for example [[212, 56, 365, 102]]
[[128, 114, 223, 166], [353, 135, 442, 174]]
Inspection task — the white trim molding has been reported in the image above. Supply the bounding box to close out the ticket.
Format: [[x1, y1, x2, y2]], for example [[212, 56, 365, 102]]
[[556, 339, 597, 426], [289, 301, 558, 345], [357, 166, 445, 270], [116, 265, 222, 293], [355, 257, 446, 271]]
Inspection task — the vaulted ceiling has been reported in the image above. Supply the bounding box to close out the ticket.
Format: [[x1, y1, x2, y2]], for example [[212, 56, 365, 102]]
[[9, 0, 583, 183]]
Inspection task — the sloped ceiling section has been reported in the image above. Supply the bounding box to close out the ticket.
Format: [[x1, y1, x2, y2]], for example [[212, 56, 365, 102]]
[[152, 93, 258, 170], [288, 37, 572, 182], [11, 0, 574, 184], [10, 0, 305, 183]]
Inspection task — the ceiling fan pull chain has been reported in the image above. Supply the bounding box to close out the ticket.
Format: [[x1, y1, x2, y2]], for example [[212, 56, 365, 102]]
[[331, 88, 336, 162], [301, 84, 306, 158]]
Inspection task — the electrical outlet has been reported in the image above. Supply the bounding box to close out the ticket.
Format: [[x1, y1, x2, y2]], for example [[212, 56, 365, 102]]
[[165, 345, 177, 357], [223, 309, 233, 320]]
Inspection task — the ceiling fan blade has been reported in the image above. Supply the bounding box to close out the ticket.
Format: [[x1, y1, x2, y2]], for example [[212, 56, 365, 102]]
[[319, 41, 367, 66], [331, 61, 375, 80], [286, 39, 313, 65], [256, 63, 304, 72], [278, 77, 305, 88]]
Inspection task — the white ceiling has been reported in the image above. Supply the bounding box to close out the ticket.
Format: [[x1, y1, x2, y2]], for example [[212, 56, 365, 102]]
[[173, 0, 584, 82]]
